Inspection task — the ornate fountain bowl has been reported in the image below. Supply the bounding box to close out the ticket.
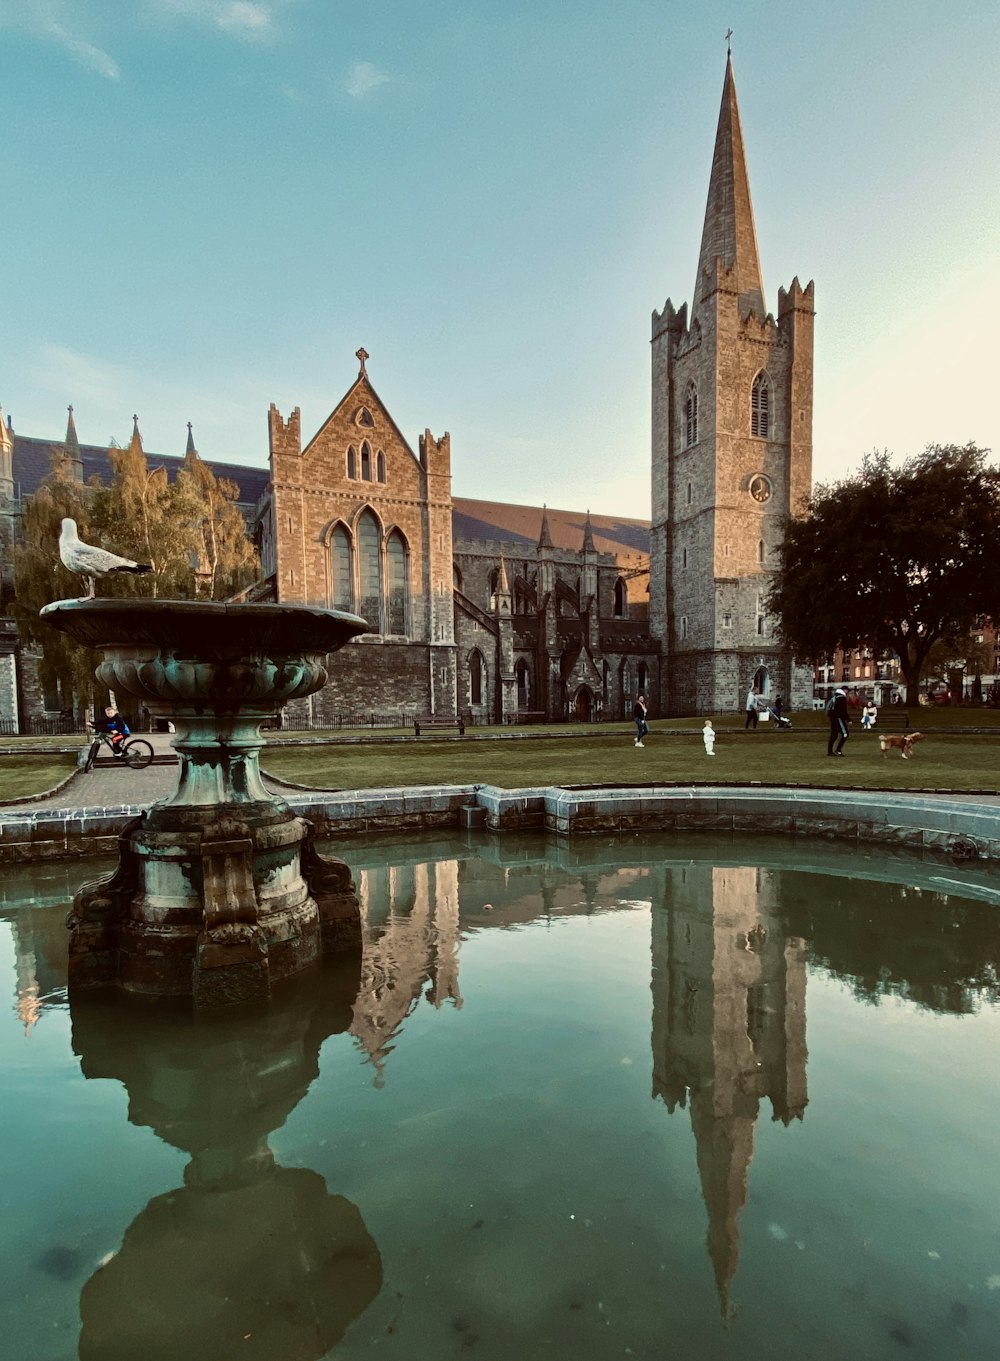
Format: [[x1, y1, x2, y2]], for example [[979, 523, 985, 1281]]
[[41, 598, 370, 1006], [41, 598, 368, 714]]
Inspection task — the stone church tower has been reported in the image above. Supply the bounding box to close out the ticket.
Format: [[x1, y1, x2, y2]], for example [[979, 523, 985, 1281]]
[[650, 54, 815, 715]]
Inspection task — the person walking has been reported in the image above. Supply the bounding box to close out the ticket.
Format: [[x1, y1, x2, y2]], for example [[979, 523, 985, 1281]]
[[632, 693, 648, 748], [827, 687, 850, 756], [744, 686, 759, 730]]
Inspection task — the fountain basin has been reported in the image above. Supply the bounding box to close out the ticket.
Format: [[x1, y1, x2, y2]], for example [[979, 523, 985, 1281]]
[[42, 597, 369, 1005]]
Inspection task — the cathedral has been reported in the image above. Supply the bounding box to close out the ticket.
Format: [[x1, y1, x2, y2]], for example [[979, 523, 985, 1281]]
[[0, 54, 813, 730], [649, 53, 815, 714]]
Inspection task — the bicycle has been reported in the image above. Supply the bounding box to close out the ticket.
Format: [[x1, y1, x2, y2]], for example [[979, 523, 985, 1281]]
[[84, 728, 155, 772]]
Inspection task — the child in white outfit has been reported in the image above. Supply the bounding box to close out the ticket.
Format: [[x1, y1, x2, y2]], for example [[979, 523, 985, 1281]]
[[702, 720, 716, 756]]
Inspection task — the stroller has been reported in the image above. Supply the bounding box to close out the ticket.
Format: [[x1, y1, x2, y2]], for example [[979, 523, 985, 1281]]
[[765, 702, 792, 730]]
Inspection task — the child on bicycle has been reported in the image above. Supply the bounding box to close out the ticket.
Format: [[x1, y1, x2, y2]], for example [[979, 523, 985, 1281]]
[[96, 705, 130, 757]]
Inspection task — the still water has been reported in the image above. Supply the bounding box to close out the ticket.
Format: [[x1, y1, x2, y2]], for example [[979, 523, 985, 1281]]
[[3, 832, 1000, 1361]]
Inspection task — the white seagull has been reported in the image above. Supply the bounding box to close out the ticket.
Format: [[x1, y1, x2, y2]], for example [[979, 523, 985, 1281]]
[[58, 518, 153, 597]]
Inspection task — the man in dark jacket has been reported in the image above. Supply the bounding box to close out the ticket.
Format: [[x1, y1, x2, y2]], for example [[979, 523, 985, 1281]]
[[827, 688, 850, 756]]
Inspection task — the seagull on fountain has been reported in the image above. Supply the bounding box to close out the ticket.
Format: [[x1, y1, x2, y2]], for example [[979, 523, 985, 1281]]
[[58, 518, 153, 597]]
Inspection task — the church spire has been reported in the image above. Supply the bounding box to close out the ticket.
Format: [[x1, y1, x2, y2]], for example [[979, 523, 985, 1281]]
[[538, 505, 553, 550], [185, 421, 197, 456], [694, 54, 765, 322], [128, 414, 143, 454], [581, 510, 595, 554], [65, 404, 79, 447]]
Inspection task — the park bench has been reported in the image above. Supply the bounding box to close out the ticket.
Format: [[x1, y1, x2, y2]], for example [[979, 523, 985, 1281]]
[[861, 711, 909, 731], [414, 715, 466, 736]]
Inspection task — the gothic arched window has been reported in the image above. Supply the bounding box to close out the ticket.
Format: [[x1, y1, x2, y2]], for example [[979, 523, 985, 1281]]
[[361, 441, 373, 481], [751, 372, 771, 439], [613, 577, 627, 617], [516, 659, 530, 708], [470, 650, 484, 706], [357, 510, 382, 629], [685, 383, 698, 447], [376, 450, 386, 483], [453, 563, 463, 592], [638, 662, 649, 694], [488, 567, 500, 600], [330, 523, 353, 612], [386, 529, 408, 634], [346, 446, 357, 480], [758, 539, 765, 563]]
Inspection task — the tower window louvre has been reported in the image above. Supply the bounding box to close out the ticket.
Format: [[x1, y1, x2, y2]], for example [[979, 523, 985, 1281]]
[[751, 372, 771, 439], [684, 384, 698, 447]]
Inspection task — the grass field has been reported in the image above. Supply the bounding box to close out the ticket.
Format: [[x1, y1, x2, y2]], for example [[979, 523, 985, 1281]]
[[2, 710, 998, 802], [262, 725, 1000, 794], [0, 753, 78, 800]]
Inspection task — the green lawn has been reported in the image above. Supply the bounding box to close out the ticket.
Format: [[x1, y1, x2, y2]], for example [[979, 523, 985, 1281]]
[[262, 726, 1000, 794], [0, 753, 79, 801]]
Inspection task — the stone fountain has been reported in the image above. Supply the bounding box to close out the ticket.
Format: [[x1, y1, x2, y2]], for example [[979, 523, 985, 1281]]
[[42, 598, 368, 1006]]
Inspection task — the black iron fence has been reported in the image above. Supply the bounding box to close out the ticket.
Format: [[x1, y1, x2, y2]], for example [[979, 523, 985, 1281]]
[[0, 715, 85, 737]]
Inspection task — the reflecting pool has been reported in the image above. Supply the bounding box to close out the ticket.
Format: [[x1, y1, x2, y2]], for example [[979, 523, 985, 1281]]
[[3, 833, 1000, 1360]]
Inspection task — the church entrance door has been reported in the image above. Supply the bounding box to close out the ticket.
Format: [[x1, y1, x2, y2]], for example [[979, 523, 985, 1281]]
[[574, 687, 593, 723]]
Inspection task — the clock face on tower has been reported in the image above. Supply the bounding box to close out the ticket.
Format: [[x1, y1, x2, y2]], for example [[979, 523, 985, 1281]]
[[749, 474, 771, 504]]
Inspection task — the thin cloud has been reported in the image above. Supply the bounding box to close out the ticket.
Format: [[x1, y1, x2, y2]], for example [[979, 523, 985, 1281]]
[[344, 60, 389, 99], [0, 2, 121, 79], [150, 0, 276, 41], [44, 19, 120, 78]]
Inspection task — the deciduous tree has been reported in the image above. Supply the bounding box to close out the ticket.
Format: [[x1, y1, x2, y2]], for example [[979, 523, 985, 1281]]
[[10, 451, 97, 710], [766, 444, 1000, 701]]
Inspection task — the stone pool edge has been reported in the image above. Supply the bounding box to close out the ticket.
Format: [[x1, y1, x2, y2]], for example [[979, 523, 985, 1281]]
[[0, 782, 997, 864]]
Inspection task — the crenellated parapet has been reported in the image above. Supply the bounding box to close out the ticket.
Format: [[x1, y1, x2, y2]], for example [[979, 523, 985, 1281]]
[[419, 428, 451, 475], [268, 404, 301, 459], [777, 276, 815, 320], [651, 297, 688, 346]]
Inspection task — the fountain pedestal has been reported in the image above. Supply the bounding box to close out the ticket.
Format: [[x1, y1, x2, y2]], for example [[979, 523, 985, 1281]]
[[42, 598, 368, 1005]]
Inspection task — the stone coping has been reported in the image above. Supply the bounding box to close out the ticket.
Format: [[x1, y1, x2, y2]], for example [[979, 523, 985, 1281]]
[[1, 782, 998, 865]]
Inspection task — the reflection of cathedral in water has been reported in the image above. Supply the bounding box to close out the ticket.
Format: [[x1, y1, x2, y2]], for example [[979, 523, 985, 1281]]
[[350, 860, 464, 1085], [651, 864, 808, 1314]]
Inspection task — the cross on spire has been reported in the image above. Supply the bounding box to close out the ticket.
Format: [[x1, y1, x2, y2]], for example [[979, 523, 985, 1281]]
[[356, 347, 369, 376], [725, 27, 733, 54]]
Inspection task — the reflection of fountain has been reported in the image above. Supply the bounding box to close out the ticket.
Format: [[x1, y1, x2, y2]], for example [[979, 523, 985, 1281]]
[[42, 599, 366, 1005], [70, 955, 382, 1360]]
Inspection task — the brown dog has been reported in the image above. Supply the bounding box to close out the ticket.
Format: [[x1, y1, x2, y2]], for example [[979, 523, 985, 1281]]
[[879, 731, 923, 760]]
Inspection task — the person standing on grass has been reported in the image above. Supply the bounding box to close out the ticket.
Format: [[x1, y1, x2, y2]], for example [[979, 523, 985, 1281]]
[[633, 693, 648, 748], [827, 687, 850, 757], [745, 685, 759, 730]]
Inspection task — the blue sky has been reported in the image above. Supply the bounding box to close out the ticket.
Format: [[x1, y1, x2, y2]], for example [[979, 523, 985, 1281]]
[[2, 0, 997, 516]]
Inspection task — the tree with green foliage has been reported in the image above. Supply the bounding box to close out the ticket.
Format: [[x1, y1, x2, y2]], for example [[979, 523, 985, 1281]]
[[766, 444, 1000, 702], [182, 446, 258, 598], [88, 437, 258, 600], [12, 434, 260, 713], [10, 451, 98, 710]]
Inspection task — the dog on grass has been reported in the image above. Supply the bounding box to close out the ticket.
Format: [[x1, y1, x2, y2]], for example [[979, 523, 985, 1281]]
[[879, 731, 923, 760]]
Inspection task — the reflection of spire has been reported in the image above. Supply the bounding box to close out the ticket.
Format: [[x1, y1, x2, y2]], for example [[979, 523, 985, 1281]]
[[650, 863, 808, 1315], [690, 1097, 756, 1317]]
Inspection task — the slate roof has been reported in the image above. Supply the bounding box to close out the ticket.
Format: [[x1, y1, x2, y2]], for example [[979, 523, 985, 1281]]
[[10, 436, 651, 559], [10, 436, 270, 512], [452, 498, 649, 558]]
